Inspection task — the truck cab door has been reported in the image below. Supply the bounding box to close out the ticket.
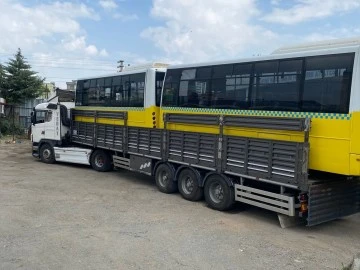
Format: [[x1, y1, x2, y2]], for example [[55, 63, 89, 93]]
[[43, 110, 55, 139], [31, 110, 46, 143], [32, 109, 60, 142]]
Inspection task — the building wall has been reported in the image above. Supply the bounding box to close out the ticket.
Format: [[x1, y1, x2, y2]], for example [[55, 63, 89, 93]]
[[16, 98, 46, 130], [66, 80, 77, 91], [0, 98, 5, 116], [42, 82, 56, 100]]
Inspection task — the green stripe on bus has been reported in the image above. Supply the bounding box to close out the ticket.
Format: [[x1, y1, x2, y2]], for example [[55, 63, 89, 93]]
[[162, 107, 351, 120], [74, 107, 145, 111]]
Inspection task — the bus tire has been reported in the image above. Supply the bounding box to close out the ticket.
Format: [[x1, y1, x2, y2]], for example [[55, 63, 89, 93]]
[[155, 163, 177, 193], [178, 168, 203, 201], [39, 143, 55, 164], [90, 149, 112, 172], [204, 175, 234, 211]]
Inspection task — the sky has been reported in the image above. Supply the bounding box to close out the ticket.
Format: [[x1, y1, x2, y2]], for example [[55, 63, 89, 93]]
[[0, 0, 360, 88]]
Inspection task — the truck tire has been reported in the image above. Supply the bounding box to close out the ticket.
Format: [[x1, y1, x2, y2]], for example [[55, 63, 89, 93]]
[[155, 163, 177, 193], [39, 143, 55, 164], [90, 149, 112, 172], [178, 168, 203, 201], [204, 175, 234, 211]]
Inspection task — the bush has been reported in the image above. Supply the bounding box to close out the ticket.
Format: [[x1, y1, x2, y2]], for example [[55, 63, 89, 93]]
[[0, 117, 24, 136]]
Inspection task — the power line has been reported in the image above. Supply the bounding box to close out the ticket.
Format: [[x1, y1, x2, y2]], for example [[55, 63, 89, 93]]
[[30, 64, 116, 71], [1, 58, 117, 67], [0, 54, 119, 66]]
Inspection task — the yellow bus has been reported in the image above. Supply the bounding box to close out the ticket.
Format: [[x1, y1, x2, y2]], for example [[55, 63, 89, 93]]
[[161, 40, 359, 177]]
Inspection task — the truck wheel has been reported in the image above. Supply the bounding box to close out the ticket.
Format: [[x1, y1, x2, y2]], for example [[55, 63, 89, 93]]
[[39, 143, 55, 164], [178, 168, 203, 201], [204, 175, 234, 211], [91, 149, 112, 172], [155, 163, 177, 193]]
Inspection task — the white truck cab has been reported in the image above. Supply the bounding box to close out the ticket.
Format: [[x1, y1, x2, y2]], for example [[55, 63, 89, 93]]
[[32, 102, 61, 143], [31, 101, 74, 143], [31, 101, 91, 165]]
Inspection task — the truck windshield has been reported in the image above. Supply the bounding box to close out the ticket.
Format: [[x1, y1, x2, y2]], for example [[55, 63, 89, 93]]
[[33, 110, 52, 124]]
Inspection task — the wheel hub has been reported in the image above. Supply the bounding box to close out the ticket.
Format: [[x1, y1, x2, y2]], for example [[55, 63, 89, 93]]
[[183, 176, 194, 194], [159, 171, 169, 186], [43, 149, 51, 159], [209, 183, 224, 203], [95, 155, 104, 167]]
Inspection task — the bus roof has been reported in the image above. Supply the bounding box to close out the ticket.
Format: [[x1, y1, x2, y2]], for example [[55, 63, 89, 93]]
[[167, 38, 360, 70], [77, 63, 168, 81], [272, 37, 360, 55]]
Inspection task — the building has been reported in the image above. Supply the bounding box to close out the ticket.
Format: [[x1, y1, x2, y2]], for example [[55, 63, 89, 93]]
[[42, 82, 56, 100], [49, 88, 75, 102], [66, 80, 77, 91], [0, 98, 5, 116]]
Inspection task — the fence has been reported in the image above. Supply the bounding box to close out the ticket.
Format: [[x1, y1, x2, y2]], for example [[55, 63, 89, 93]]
[[0, 98, 46, 134]]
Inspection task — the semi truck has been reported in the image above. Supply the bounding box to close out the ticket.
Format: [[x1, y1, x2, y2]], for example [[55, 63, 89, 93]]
[[31, 41, 360, 226]]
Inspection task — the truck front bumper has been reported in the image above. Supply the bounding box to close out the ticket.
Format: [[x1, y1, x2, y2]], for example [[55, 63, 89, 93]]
[[32, 145, 39, 158]]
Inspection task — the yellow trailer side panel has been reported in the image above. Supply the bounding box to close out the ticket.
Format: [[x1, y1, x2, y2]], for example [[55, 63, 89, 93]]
[[160, 107, 355, 176]]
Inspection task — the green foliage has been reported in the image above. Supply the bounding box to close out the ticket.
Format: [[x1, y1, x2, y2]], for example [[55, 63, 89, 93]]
[[0, 48, 45, 105], [0, 63, 5, 93], [0, 117, 23, 136]]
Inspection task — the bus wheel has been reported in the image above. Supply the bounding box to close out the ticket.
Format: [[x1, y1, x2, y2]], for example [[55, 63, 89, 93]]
[[155, 163, 177, 193], [178, 168, 203, 201], [204, 175, 234, 211], [91, 149, 112, 172], [39, 143, 55, 164]]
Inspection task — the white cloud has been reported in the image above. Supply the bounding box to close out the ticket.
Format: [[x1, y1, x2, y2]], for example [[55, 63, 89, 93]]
[[0, 0, 112, 88], [61, 35, 106, 57], [99, 49, 109, 57], [113, 13, 138, 21], [141, 0, 278, 63], [302, 27, 360, 42], [271, 0, 282, 5], [263, 0, 360, 25], [99, 0, 118, 10], [85, 45, 99, 56], [0, 0, 103, 56], [27, 52, 117, 88]]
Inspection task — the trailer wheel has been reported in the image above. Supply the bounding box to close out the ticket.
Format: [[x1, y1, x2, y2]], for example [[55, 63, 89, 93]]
[[91, 149, 112, 172], [178, 168, 203, 201], [155, 163, 177, 193], [204, 175, 234, 211], [39, 143, 55, 164]]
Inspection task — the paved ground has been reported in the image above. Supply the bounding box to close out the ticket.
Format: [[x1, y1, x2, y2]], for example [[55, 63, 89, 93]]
[[0, 140, 359, 270]]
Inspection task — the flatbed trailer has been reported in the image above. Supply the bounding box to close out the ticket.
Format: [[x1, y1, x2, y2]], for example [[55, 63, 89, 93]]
[[31, 103, 360, 226]]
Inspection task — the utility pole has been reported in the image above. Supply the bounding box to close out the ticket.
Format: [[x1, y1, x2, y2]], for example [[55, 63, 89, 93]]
[[117, 60, 124, 72]]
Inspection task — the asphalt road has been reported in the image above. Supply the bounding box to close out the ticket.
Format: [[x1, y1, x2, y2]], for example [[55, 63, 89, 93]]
[[0, 140, 359, 270]]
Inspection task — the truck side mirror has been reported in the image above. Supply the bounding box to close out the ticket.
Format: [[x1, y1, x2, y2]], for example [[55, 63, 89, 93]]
[[31, 112, 35, 125], [47, 103, 57, 110]]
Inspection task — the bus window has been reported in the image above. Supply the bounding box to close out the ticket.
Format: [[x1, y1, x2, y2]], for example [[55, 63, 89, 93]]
[[303, 53, 354, 113], [156, 72, 165, 106], [129, 73, 145, 107]]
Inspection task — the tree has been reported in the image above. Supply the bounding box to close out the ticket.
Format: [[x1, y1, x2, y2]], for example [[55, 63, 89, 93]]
[[0, 63, 5, 95], [1, 49, 45, 140], [0, 63, 5, 137], [2, 48, 45, 105]]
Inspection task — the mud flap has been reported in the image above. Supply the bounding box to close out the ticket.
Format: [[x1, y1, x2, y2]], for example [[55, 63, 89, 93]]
[[307, 179, 360, 226]]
